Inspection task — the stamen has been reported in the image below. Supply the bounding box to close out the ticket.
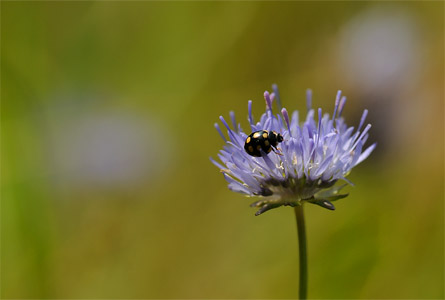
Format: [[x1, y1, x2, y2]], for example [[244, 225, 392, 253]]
[[316, 108, 322, 146], [332, 90, 342, 122], [358, 109, 368, 132], [219, 116, 231, 131], [306, 89, 312, 112], [264, 91, 273, 112], [272, 84, 283, 111], [248, 100, 254, 128], [209, 157, 225, 170], [338, 96, 347, 117], [340, 176, 355, 186], [229, 111, 237, 132], [220, 169, 232, 174], [352, 123, 371, 149], [291, 110, 299, 130], [281, 108, 291, 135], [219, 115, 242, 146], [214, 123, 227, 142], [276, 113, 284, 129]]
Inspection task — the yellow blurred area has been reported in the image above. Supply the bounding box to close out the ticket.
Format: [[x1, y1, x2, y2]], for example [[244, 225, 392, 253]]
[[1, 1, 443, 298]]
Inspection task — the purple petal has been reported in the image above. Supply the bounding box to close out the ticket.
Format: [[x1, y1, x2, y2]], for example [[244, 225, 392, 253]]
[[210, 157, 225, 170], [356, 143, 377, 165], [224, 174, 251, 195], [314, 155, 334, 177], [351, 140, 363, 166]]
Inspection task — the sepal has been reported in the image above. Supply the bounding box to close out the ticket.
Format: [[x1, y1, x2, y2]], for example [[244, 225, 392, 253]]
[[314, 184, 347, 199], [250, 198, 298, 216], [254, 203, 283, 216], [308, 199, 336, 210], [307, 184, 349, 210]]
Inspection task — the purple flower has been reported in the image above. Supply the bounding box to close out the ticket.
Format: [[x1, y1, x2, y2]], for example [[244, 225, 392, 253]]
[[211, 86, 376, 215]]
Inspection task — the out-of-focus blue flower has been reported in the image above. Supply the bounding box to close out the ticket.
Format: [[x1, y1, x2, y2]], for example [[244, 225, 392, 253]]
[[211, 86, 376, 215]]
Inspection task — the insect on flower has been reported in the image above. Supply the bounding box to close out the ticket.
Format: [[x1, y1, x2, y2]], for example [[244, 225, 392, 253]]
[[244, 130, 284, 157], [211, 85, 376, 215]]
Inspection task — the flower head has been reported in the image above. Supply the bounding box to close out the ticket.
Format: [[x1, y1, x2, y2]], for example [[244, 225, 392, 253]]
[[211, 86, 376, 215]]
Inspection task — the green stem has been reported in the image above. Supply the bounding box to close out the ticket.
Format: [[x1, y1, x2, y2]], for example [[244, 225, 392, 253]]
[[294, 205, 308, 299]]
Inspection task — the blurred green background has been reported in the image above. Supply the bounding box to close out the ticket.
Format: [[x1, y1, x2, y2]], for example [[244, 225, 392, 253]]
[[1, 1, 443, 299]]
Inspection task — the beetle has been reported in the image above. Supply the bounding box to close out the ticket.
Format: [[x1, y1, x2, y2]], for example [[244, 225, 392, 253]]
[[244, 130, 283, 157]]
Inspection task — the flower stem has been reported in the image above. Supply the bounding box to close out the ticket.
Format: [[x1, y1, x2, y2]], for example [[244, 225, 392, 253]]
[[294, 205, 308, 299]]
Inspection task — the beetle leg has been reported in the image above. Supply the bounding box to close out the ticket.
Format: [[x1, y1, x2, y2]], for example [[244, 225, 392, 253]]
[[272, 147, 283, 156]]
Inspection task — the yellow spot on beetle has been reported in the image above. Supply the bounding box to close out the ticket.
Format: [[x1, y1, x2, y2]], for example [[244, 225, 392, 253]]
[[264, 140, 270, 146], [246, 137, 251, 143], [253, 132, 260, 138], [248, 146, 254, 153], [267, 148, 272, 153], [256, 145, 261, 151], [263, 133, 268, 138]]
